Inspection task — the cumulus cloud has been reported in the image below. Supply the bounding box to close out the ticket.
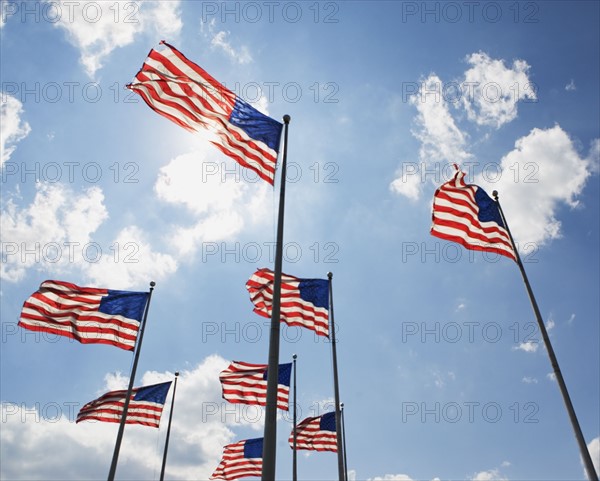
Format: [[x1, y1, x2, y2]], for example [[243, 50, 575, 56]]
[[1, 183, 108, 282], [0, 355, 259, 480], [1, 94, 31, 166], [49, 0, 182, 77], [476, 126, 594, 247], [411, 74, 471, 164], [154, 150, 271, 258], [83, 225, 178, 289], [0, 183, 176, 288], [565, 79, 577, 92], [461, 51, 536, 128], [390, 74, 471, 200]]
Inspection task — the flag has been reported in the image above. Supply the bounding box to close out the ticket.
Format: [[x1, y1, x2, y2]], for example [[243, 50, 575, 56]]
[[290, 411, 337, 452], [430, 165, 516, 261], [18, 280, 148, 351], [219, 361, 292, 411], [210, 437, 263, 480], [127, 41, 283, 185], [76, 381, 172, 428], [246, 268, 329, 337]]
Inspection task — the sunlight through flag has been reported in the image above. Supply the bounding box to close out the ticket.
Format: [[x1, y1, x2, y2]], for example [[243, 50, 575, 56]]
[[289, 412, 338, 452], [76, 381, 172, 428], [127, 41, 283, 185], [210, 437, 263, 480], [430, 165, 516, 261], [220, 361, 292, 411], [18, 280, 148, 351], [246, 268, 329, 337]]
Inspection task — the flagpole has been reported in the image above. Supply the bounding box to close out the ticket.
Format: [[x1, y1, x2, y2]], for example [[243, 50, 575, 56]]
[[160, 372, 179, 481], [493, 191, 598, 481], [341, 403, 348, 481], [262, 114, 291, 481], [107, 281, 156, 481], [327, 272, 345, 481], [292, 354, 298, 481]]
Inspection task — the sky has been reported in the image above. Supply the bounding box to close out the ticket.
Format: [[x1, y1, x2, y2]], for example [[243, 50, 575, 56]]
[[1, 1, 599, 480]]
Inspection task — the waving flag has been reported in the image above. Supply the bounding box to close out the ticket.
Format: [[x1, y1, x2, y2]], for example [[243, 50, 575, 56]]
[[210, 437, 263, 480], [127, 41, 283, 185], [246, 268, 329, 337], [18, 280, 148, 351], [76, 381, 172, 428], [431, 166, 516, 261], [290, 412, 338, 452], [220, 361, 292, 411]]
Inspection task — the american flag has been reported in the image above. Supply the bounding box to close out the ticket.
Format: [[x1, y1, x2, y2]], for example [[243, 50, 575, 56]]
[[18, 280, 148, 351], [127, 41, 283, 185], [431, 166, 516, 261], [246, 268, 329, 337], [219, 361, 292, 411], [76, 381, 172, 428], [289, 411, 338, 452], [210, 437, 263, 480]]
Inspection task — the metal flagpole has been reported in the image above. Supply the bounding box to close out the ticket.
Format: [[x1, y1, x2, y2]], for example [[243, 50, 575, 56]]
[[160, 372, 179, 481], [107, 281, 156, 481], [292, 354, 298, 481], [341, 403, 348, 481], [262, 114, 291, 481], [327, 272, 345, 481], [493, 191, 598, 481]]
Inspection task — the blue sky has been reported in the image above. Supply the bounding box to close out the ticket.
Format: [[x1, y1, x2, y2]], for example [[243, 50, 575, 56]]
[[1, 1, 599, 480]]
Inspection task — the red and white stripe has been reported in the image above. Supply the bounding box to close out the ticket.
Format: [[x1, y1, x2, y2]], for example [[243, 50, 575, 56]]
[[220, 361, 289, 411], [127, 42, 278, 184], [18, 280, 141, 351], [289, 415, 338, 452], [246, 268, 329, 337], [210, 440, 262, 480], [76, 388, 165, 428], [431, 168, 516, 261]]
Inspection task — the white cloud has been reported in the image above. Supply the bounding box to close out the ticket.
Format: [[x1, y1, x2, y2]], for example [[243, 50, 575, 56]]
[[411, 74, 471, 164], [0, 183, 176, 288], [1, 94, 31, 166], [461, 51, 536, 128], [154, 150, 271, 258], [83, 225, 178, 289], [50, 0, 182, 78], [547, 372, 557, 382], [390, 172, 422, 202], [521, 376, 538, 384], [469, 468, 508, 481], [567, 313, 576, 325], [565, 79, 577, 91], [0, 355, 247, 480], [476, 126, 594, 247], [211, 30, 253, 64], [390, 74, 471, 201], [546, 318, 555, 331], [1, 183, 108, 282], [513, 341, 539, 353], [585, 437, 599, 478]]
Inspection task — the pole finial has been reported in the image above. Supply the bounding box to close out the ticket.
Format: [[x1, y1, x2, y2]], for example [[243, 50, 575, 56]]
[[293, 354, 297, 360], [327, 272, 333, 280], [150, 281, 156, 288], [492, 190, 499, 201], [283, 114, 291, 124], [175, 371, 180, 377]]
